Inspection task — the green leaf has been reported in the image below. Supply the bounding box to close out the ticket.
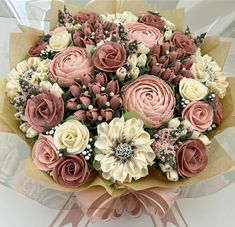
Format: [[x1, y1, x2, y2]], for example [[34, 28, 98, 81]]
[[86, 44, 95, 57], [123, 111, 152, 128]]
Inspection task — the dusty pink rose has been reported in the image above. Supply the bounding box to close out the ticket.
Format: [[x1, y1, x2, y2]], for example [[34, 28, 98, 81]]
[[32, 135, 59, 171], [28, 39, 48, 57], [73, 12, 100, 24], [25, 92, 64, 132], [171, 32, 197, 55], [92, 42, 126, 72], [49, 47, 93, 87], [182, 101, 213, 132], [125, 22, 163, 49], [122, 75, 175, 128], [176, 139, 208, 178], [52, 155, 90, 187], [212, 95, 222, 125], [139, 14, 164, 29]]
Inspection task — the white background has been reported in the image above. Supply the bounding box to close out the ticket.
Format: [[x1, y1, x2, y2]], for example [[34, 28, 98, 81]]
[[1, 1, 235, 227]]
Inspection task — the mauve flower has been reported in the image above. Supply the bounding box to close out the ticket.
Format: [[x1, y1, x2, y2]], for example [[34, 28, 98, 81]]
[[70, 83, 81, 97], [171, 32, 197, 55], [212, 95, 222, 125], [161, 68, 175, 81], [80, 94, 91, 109], [52, 155, 90, 187], [139, 14, 164, 29], [100, 108, 114, 121], [49, 47, 93, 87], [107, 80, 119, 94], [82, 21, 93, 35], [25, 92, 64, 133], [125, 22, 163, 49], [28, 39, 48, 57], [67, 98, 78, 110], [74, 110, 87, 121], [122, 75, 175, 128], [89, 83, 102, 95], [80, 74, 93, 87], [32, 135, 59, 171], [176, 139, 208, 178], [183, 58, 193, 69], [182, 101, 213, 132], [110, 95, 122, 110], [95, 73, 108, 86], [96, 93, 108, 108], [86, 109, 99, 121], [92, 42, 126, 72], [83, 37, 95, 45], [73, 32, 83, 46], [73, 12, 100, 24]]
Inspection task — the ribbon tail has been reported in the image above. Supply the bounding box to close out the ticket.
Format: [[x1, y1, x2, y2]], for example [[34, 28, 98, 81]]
[[49, 193, 85, 227]]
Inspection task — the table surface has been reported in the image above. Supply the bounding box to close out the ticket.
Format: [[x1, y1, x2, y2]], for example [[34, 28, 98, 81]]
[[1, 1, 235, 226]]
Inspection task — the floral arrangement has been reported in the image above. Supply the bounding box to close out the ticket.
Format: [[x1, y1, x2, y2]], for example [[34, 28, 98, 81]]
[[6, 6, 229, 188]]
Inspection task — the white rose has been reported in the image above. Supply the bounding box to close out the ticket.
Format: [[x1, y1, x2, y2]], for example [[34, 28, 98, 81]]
[[50, 83, 64, 97], [179, 78, 208, 101], [164, 30, 173, 41], [49, 31, 71, 52], [168, 118, 180, 128], [127, 54, 138, 67], [40, 81, 52, 91], [137, 43, 150, 54], [198, 135, 211, 145], [26, 127, 39, 138], [162, 17, 176, 31], [166, 169, 179, 181], [116, 67, 127, 81], [130, 66, 140, 79], [117, 11, 138, 23], [137, 54, 147, 67], [54, 119, 89, 154], [181, 120, 191, 129], [19, 123, 30, 133]]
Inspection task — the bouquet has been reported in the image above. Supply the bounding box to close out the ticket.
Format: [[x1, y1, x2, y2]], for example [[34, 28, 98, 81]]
[[1, 0, 235, 226]]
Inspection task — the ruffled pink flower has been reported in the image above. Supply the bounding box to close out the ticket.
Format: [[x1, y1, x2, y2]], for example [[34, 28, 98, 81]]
[[32, 135, 59, 171], [176, 139, 208, 178]]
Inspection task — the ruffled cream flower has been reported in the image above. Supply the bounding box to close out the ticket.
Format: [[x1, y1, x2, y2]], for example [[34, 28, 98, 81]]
[[54, 119, 89, 154], [48, 30, 71, 52], [191, 49, 228, 98], [94, 117, 155, 183], [179, 78, 208, 101]]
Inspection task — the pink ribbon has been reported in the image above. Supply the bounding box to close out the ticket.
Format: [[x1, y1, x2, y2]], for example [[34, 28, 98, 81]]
[[49, 187, 188, 227]]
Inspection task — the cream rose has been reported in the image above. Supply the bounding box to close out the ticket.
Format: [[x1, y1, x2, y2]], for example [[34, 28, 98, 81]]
[[179, 78, 208, 101], [54, 119, 89, 154], [49, 27, 71, 52]]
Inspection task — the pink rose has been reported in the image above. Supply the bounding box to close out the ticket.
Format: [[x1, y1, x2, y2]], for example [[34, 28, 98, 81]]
[[32, 135, 59, 171], [73, 12, 100, 24], [176, 139, 208, 178], [212, 95, 222, 125], [52, 155, 90, 187], [25, 92, 64, 133], [171, 32, 197, 55], [49, 47, 93, 87], [28, 39, 48, 57], [182, 101, 213, 132], [125, 22, 163, 49], [122, 75, 175, 128], [139, 14, 165, 29], [92, 42, 126, 72]]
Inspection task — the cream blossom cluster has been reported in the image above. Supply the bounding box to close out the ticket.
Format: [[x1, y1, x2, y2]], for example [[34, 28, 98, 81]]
[[191, 48, 229, 98]]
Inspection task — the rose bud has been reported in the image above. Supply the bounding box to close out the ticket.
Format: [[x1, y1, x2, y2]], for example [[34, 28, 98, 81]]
[[172, 75, 183, 85], [95, 72, 108, 86], [79, 94, 91, 109], [151, 44, 161, 56], [175, 48, 184, 58], [73, 32, 83, 46], [74, 110, 87, 121], [89, 82, 102, 95], [182, 70, 193, 78], [169, 51, 178, 63], [70, 83, 81, 97], [67, 98, 78, 110], [100, 108, 114, 121], [107, 80, 119, 94], [96, 93, 108, 108], [162, 42, 170, 52], [161, 68, 174, 81], [110, 95, 123, 110], [150, 65, 162, 75], [86, 108, 99, 121], [173, 61, 183, 72], [80, 74, 93, 87], [159, 55, 170, 66], [150, 56, 158, 66], [82, 37, 95, 46], [183, 58, 193, 69]]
